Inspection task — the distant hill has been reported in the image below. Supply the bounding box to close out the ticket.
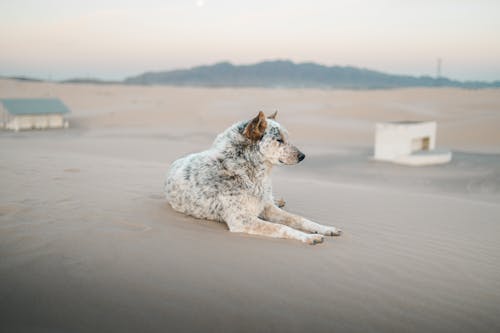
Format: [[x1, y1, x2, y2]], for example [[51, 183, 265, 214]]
[[124, 60, 500, 89], [60, 78, 120, 85], [0, 76, 118, 85], [0, 75, 44, 83]]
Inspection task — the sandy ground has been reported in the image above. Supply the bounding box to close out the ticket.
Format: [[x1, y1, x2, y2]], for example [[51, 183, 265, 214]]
[[1, 79, 500, 332]]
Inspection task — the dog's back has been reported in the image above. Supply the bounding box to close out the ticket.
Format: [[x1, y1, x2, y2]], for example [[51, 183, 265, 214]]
[[165, 120, 265, 221], [165, 151, 223, 221]]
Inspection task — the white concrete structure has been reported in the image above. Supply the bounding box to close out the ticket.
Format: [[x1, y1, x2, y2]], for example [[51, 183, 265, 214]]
[[374, 121, 452, 166], [1, 98, 70, 131]]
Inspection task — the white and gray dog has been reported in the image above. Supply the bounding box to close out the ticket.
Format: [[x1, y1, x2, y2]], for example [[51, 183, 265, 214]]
[[165, 111, 341, 244]]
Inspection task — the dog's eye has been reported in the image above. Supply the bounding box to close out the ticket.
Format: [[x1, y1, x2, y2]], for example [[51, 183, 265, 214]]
[[277, 138, 284, 144]]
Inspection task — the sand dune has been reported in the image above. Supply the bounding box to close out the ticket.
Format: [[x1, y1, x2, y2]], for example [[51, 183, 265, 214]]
[[1, 79, 500, 332]]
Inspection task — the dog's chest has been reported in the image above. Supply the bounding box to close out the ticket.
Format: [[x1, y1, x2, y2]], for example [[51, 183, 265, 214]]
[[226, 173, 271, 214], [242, 195, 266, 215]]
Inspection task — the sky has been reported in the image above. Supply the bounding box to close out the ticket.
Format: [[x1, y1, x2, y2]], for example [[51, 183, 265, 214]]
[[0, 0, 499, 81]]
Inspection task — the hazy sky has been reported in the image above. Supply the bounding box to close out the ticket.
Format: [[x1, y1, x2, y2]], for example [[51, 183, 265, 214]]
[[1, 0, 499, 81]]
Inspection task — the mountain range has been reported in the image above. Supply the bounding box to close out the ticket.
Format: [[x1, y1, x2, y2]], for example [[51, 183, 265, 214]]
[[3, 60, 499, 89], [123, 60, 500, 89]]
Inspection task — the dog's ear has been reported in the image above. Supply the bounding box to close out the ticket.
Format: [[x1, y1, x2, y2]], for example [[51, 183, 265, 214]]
[[268, 111, 278, 120], [243, 111, 267, 141]]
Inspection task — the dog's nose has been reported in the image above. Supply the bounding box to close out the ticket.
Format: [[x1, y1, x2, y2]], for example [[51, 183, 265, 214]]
[[298, 152, 305, 162]]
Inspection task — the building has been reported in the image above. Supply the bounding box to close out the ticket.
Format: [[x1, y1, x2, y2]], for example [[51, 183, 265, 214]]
[[0, 98, 70, 131], [374, 121, 452, 166]]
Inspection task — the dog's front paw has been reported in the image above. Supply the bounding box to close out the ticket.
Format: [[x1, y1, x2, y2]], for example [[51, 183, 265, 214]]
[[274, 198, 286, 208], [315, 226, 342, 236], [303, 234, 324, 245]]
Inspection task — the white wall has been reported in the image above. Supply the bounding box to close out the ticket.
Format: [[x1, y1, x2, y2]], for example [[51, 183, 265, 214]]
[[5, 114, 68, 131], [374, 122, 436, 160]]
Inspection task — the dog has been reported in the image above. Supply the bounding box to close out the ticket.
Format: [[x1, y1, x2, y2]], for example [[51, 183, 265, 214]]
[[164, 111, 341, 244]]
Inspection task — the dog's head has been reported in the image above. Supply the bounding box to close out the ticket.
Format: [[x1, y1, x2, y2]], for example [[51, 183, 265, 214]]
[[242, 111, 305, 165]]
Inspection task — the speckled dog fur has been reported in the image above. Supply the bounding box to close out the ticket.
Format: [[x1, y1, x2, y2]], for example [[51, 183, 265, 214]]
[[165, 111, 341, 244]]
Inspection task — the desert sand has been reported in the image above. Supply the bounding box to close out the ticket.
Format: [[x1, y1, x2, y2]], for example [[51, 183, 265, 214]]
[[1, 79, 500, 332]]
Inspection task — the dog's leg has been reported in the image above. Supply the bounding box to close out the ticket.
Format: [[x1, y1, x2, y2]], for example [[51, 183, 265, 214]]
[[225, 214, 324, 245], [262, 204, 342, 236]]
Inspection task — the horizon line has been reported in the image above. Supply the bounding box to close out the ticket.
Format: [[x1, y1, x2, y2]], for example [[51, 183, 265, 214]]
[[1, 58, 499, 84]]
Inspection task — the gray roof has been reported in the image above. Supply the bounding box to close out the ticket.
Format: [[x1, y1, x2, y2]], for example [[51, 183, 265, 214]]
[[0, 98, 70, 115]]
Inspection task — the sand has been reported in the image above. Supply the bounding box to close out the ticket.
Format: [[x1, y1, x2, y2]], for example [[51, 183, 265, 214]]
[[1, 79, 500, 332]]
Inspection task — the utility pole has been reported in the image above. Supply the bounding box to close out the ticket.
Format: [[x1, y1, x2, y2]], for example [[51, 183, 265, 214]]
[[436, 58, 442, 79]]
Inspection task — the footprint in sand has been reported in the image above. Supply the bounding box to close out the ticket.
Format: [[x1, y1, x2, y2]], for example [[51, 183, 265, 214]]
[[0, 203, 27, 217], [112, 220, 152, 232], [148, 194, 164, 200], [64, 168, 81, 173]]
